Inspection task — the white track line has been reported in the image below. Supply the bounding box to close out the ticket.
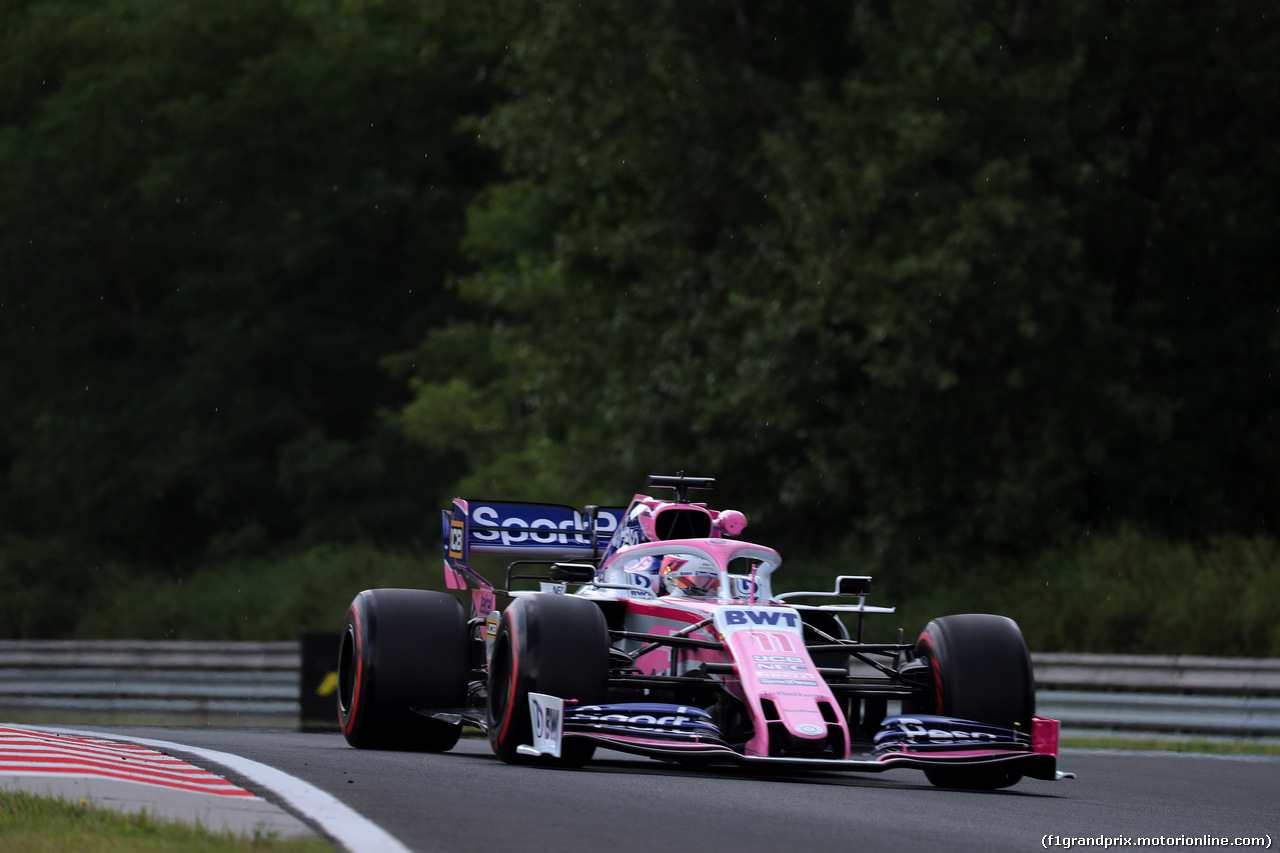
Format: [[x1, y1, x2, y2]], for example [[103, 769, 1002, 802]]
[[23, 726, 411, 853]]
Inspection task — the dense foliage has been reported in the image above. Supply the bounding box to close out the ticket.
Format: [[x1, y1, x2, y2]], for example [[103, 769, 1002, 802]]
[[1, 0, 498, 612], [413, 1, 1280, 559], [2, 0, 1277, 649]]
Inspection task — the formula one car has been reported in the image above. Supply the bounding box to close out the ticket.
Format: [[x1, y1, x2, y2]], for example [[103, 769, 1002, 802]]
[[337, 475, 1071, 789]]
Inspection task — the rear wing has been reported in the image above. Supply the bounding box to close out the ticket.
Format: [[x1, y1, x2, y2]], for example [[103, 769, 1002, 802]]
[[441, 499, 624, 592]]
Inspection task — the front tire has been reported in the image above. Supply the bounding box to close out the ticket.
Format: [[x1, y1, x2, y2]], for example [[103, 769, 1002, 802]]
[[914, 613, 1035, 790], [487, 594, 609, 766], [338, 588, 469, 751]]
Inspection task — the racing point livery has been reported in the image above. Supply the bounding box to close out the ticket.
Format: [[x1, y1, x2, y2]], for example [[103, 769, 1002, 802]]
[[338, 475, 1072, 789]]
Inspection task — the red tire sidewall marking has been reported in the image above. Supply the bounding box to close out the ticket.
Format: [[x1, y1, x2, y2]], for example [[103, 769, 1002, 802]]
[[917, 631, 944, 713], [495, 618, 521, 747], [343, 604, 364, 737]]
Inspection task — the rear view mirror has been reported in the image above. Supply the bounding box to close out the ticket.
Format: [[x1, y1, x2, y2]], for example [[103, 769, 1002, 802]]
[[549, 563, 596, 583], [836, 575, 872, 596]]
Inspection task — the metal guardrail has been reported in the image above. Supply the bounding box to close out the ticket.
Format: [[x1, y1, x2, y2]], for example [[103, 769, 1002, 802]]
[[2, 641, 1278, 736], [1035, 690, 1280, 737], [1032, 653, 1280, 695], [1032, 652, 1280, 737], [0, 640, 301, 729]]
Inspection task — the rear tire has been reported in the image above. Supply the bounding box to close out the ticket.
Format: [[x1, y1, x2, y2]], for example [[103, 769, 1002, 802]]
[[914, 614, 1034, 790], [338, 588, 469, 751], [487, 594, 609, 766]]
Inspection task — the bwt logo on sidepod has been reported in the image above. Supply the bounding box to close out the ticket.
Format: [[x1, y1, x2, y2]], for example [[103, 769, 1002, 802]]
[[622, 571, 657, 599]]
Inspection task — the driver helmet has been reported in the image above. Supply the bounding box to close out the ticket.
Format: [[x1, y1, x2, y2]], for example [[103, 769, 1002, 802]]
[[659, 554, 720, 598]]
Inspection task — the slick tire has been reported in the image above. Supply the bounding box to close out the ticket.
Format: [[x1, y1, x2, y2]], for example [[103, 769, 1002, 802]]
[[338, 588, 468, 751], [914, 613, 1035, 791], [487, 594, 609, 767], [801, 609, 849, 670]]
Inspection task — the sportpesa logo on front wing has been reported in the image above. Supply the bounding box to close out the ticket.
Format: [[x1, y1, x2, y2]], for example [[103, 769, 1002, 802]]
[[875, 715, 1020, 745], [566, 703, 720, 735]]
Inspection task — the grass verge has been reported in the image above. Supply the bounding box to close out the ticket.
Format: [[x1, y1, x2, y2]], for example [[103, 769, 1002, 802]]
[[0, 790, 335, 853]]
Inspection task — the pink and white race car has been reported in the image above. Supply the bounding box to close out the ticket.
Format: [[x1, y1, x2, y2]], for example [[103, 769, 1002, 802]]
[[337, 474, 1071, 789]]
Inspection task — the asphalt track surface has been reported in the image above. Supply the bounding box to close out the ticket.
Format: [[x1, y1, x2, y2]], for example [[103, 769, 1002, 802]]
[[43, 727, 1280, 853]]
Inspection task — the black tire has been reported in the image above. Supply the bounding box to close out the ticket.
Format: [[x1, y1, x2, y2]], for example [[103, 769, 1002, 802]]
[[338, 588, 469, 751], [487, 594, 609, 766], [914, 613, 1035, 790], [801, 609, 849, 670]]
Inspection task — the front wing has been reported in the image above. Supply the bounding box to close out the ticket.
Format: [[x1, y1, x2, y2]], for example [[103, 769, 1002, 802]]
[[519, 696, 1070, 781]]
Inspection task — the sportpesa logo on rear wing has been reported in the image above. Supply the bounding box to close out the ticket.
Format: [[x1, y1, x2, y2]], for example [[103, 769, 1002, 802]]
[[445, 500, 625, 559]]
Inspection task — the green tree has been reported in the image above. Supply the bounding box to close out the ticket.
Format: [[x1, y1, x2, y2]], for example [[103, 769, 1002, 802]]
[[401, 0, 1280, 562], [399, 0, 858, 514], [0, 0, 502, 596]]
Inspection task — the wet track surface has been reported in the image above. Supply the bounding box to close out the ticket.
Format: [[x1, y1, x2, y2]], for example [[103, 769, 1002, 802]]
[[63, 728, 1280, 852]]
